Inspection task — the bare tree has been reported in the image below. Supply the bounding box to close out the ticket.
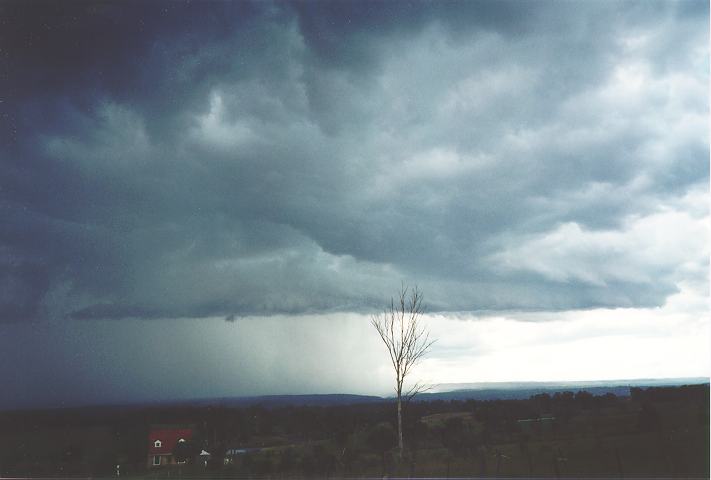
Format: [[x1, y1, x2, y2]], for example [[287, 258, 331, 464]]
[[371, 285, 435, 459]]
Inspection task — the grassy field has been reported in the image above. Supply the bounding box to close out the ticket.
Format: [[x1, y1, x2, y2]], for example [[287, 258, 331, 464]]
[[0, 385, 708, 478], [181, 397, 707, 478]]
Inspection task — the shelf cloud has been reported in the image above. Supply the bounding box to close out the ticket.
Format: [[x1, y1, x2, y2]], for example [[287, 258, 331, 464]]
[[1, 1, 707, 323]]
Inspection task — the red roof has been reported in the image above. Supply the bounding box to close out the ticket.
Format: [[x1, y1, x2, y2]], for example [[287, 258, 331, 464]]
[[148, 428, 194, 454]]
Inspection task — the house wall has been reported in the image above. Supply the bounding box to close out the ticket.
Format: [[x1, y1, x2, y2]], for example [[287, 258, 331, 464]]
[[148, 454, 175, 468]]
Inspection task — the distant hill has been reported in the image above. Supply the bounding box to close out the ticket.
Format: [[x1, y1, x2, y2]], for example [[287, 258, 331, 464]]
[[414, 385, 631, 401], [433, 377, 709, 392], [172, 377, 709, 408], [414, 377, 710, 402], [1, 377, 707, 412]]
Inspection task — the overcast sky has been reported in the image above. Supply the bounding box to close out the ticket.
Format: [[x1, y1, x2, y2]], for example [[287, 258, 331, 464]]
[[0, 0, 708, 409]]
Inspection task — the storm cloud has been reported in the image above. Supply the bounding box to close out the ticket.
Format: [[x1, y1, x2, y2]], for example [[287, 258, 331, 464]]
[[1, 0, 708, 323]]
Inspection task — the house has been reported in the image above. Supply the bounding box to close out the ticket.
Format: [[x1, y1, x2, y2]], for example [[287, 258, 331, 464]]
[[147, 425, 194, 468]]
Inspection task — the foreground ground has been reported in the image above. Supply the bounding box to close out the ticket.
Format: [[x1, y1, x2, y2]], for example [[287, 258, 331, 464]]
[[0, 384, 708, 478]]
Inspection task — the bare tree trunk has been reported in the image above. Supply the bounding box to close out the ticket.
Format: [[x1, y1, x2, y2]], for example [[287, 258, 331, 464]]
[[397, 395, 404, 459]]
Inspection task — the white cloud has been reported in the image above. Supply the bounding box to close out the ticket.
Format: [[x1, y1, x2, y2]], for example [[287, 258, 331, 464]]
[[489, 196, 709, 289], [418, 302, 710, 384]]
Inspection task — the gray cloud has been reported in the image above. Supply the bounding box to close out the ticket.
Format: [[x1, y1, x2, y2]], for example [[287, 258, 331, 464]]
[[0, 315, 390, 409], [0, 0, 707, 322]]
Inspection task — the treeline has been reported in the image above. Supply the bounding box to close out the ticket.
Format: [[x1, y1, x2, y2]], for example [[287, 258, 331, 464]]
[[0, 384, 707, 477]]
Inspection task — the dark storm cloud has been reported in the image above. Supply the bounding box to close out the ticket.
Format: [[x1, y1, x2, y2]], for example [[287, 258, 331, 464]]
[[0, 0, 707, 322]]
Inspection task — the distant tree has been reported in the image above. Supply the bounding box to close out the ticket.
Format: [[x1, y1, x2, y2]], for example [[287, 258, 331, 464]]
[[172, 439, 199, 464], [312, 445, 336, 476], [637, 402, 661, 432], [441, 418, 468, 457], [371, 285, 435, 459], [242, 453, 254, 473], [531, 393, 552, 414], [553, 391, 575, 403], [630, 387, 644, 402], [278, 448, 296, 473], [403, 417, 430, 451], [298, 451, 317, 475], [697, 401, 710, 425], [368, 422, 398, 473], [404, 419, 430, 476], [574, 391, 594, 409], [253, 452, 273, 476]]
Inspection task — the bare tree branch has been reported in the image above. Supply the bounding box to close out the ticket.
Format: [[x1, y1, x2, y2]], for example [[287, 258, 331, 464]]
[[370, 285, 436, 459]]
